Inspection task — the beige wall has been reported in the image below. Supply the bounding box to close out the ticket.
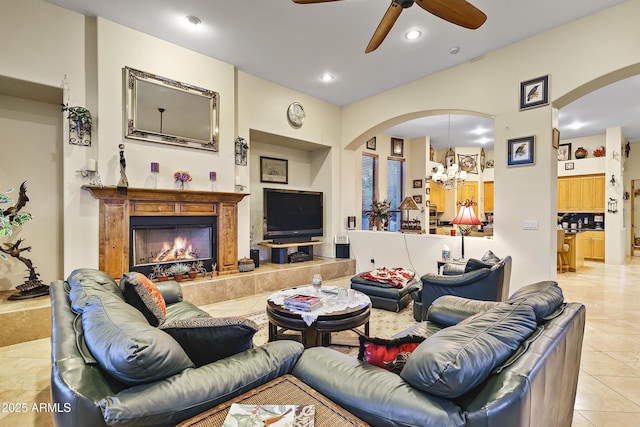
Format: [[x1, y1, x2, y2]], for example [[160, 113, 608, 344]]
[[1, 0, 640, 290]]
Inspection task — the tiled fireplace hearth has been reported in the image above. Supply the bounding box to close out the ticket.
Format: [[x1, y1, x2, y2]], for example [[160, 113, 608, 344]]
[[82, 186, 248, 279]]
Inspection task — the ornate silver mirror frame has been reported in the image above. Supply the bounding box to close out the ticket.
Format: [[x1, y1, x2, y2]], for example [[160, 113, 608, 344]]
[[124, 66, 219, 151]]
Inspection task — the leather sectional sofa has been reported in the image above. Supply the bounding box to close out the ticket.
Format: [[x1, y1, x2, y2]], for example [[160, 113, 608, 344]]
[[51, 269, 584, 427]]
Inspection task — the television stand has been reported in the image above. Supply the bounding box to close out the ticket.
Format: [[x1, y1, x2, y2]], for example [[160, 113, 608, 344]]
[[258, 240, 323, 264]]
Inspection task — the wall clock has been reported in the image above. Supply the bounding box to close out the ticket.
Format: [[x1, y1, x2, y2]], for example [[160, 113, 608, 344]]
[[480, 148, 486, 172], [287, 102, 305, 128]]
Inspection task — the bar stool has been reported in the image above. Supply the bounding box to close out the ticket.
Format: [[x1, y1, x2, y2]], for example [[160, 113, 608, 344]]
[[557, 229, 570, 273]]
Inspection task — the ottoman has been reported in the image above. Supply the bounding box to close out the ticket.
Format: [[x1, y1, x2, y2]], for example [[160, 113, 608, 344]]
[[350, 273, 419, 312]]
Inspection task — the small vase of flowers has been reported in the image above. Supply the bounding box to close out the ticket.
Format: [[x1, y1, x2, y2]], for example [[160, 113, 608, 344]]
[[174, 170, 192, 189], [368, 199, 391, 231]]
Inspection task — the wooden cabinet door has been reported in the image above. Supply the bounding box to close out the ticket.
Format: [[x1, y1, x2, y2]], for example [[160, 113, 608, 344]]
[[581, 177, 595, 210], [592, 235, 605, 260], [593, 175, 605, 211], [484, 181, 494, 212], [457, 182, 478, 205], [558, 178, 568, 211], [568, 178, 581, 211], [579, 234, 593, 259], [430, 182, 445, 212]]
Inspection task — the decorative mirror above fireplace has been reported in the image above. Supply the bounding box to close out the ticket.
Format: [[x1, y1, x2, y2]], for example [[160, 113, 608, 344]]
[[124, 66, 219, 151]]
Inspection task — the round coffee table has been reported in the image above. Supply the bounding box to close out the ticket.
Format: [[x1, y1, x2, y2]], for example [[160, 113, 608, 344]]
[[266, 289, 371, 348]]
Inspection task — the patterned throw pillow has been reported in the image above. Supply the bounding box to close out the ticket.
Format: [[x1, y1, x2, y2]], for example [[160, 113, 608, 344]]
[[120, 272, 167, 326], [358, 335, 426, 374]]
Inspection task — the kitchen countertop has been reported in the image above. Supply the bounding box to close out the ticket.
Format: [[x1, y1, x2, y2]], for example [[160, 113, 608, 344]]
[[563, 228, 604, 235]]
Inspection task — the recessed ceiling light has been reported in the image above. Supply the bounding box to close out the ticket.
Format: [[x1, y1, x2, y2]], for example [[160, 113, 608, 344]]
[[405, 30, 421, 40], [566, 121, 588, 130], [476, 137, 493, 144], [185, 16, 201, 26], [320, 73, 334, 82], [449, 46, 460, 55], [470, 126, 490, 136]]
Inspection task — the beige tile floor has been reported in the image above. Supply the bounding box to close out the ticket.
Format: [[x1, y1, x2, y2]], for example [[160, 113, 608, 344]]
[[2, 259, 640, 426]]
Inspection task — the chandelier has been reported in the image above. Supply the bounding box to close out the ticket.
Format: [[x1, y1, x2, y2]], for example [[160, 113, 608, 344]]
[[431, 163, 466, 190]]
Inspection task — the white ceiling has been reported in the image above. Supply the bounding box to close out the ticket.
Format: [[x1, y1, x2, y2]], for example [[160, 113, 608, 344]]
[[42, 0, 639, 149]]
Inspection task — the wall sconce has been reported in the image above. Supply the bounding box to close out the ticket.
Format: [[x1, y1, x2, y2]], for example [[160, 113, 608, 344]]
[[608, 198, 618, 213], [609, 174, 617, 187], [78, 158, 102, 186], [235, 137, 248, 166]]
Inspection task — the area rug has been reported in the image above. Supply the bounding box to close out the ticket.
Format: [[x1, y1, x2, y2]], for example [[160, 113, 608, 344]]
[[245, 304, 416, 354]]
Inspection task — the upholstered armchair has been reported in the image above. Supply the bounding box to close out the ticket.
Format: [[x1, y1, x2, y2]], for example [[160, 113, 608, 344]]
[[410, 254, 512, 321]]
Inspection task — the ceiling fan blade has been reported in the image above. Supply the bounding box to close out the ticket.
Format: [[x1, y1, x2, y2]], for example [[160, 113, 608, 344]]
[[366, 2, 403, 54], [415, 0, 487, 29], [292, 0, 343, 4]]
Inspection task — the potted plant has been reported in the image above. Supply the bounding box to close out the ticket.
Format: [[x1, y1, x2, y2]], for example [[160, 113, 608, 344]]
[[188, 261, 204, 279], [368, 199, 390, 231], [169, 262, 190, 281], [150, 264, 168, 282]]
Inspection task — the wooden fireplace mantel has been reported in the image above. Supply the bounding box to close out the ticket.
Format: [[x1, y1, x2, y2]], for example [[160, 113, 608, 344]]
[[82, 185, 249, 278]]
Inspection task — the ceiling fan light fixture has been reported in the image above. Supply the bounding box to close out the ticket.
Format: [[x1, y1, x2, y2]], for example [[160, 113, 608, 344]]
[[320, 73, 334, 82], [185, 16, 201, 27], [405, 30, 421, 40], [449, 46, 460, 55]]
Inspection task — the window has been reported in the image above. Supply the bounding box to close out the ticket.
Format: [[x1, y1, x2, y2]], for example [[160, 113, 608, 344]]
[[362, 153, 378, 230], [387, 157, 405, 232]]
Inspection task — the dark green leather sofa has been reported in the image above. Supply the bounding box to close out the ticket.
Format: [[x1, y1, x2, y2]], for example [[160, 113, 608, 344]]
[[50, 268, 304, 427], [293, 281, 585, 427]]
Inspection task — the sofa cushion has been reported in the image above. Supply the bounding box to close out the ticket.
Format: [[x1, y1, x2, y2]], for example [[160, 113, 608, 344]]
[[82, 295, 194, 385], [159, 317, 259, 367], [508, 281, 564, 322], [480, 250, 501, 265], [67, 268, 125, 313], [120, 272, 167, 326], [400, 302, 537, 398], [357, 335, 426, 374]]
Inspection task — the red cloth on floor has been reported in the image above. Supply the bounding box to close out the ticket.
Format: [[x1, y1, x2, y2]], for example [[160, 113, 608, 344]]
[[359, 267, 415, 289]]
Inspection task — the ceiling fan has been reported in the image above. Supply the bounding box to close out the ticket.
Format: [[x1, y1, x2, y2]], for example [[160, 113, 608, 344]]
[[292, 0, 487, 53]]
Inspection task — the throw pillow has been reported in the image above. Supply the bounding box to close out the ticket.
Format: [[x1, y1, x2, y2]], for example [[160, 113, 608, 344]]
[[160, 316, 259, 367], [358, 335, 426, 374], [400, 303, 537, 398], [82, 295, 194, 385], [120, 272, 167, 326], [480, 250, 501, 265], [463, 258, 493, 273]]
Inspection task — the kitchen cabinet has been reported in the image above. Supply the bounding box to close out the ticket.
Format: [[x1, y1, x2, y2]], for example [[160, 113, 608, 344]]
[[430, 182, 445, 212], [457, 182, 479, 206], [558, 174, 605, 212], [484, 181, 494, 212], [578, 230, 605, 261]]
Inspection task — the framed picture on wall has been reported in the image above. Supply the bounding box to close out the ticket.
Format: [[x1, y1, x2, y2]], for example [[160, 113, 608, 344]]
[[558, 143, 572, 161], [412, 179, 422, 188], [565, 162, 575, 170], [412, 195, 423, 204], [260, 156, 288, 184], [507, 136, 535, 167], [366, 136, 376, 150], [391, 138, 404, 157], [552, 128, 560, 149], [519, 75, 549, 110]]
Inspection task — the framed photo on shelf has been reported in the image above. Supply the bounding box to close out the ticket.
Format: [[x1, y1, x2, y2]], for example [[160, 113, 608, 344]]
[[260, 156, 288, 184], [558, 143, 572, 161], [413, 195, 423, 204], [412, 179, 422, 188], [565, 162, 575, 171], [366, 136, 376, 150], [507, 136, 535, 167], [519, 75, 549, 110], [391, 138, 404, 157]]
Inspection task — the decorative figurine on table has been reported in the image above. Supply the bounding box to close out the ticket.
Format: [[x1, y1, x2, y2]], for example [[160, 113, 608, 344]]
[[117, 143, 128, 194]]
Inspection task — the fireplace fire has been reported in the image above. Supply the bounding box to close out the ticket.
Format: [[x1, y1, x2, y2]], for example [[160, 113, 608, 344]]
[[130, 216, 217, 277]]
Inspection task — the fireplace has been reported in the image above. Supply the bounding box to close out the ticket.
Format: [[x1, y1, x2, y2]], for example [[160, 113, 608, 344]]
[[82, 186, 248, 278], [129, 216, 217, 276]]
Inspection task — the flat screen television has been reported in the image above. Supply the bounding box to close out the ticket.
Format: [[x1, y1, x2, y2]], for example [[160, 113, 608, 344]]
[[263, 188, 323, 243]]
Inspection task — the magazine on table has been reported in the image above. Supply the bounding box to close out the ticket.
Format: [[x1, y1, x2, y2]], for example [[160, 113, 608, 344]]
[[283, 294, 322, 312], [222, 403, 315, 426]]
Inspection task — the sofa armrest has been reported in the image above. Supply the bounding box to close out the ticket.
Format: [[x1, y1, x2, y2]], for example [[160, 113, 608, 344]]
[[421, 268, 491, 287], [292, 347, 464, 427], [155, 280, 183, 304], [100, 341, 304, 427], [426, 295, 502, 327]]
